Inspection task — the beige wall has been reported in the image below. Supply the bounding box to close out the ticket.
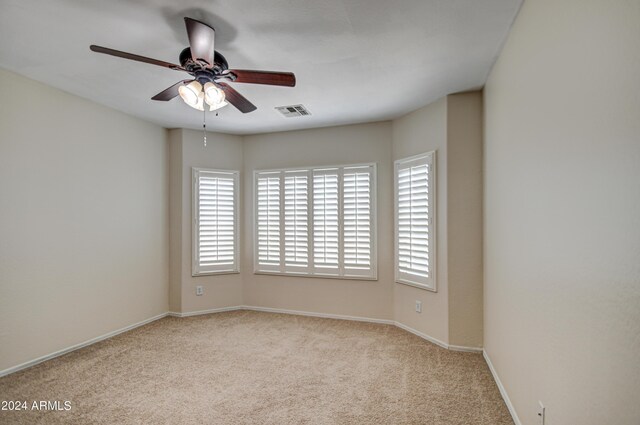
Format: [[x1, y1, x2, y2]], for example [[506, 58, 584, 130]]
[[484, 0, 640, 424], [392, 98, 450, 343], [168, 129, 182, 313], [168, 129, 244, 313], [446, 92, 483, 348], [0, 69, 168, 372], [242, 122, 395, 320]]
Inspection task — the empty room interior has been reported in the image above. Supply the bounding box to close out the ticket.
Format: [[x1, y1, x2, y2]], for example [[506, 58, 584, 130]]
[[0, 0, 638, 424]]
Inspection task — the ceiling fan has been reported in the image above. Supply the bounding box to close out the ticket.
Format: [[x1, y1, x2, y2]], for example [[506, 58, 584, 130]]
[[90, 17, 296, 114]]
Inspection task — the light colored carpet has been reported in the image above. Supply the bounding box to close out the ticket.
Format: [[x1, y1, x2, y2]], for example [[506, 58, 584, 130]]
[[0, 311, 513, 424]]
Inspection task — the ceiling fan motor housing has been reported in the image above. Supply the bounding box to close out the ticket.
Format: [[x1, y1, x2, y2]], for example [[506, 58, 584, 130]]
[[179, 48, 228, 76]]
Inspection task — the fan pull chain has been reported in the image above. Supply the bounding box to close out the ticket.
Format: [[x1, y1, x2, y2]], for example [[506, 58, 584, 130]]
[[203, 108, 207, 147]]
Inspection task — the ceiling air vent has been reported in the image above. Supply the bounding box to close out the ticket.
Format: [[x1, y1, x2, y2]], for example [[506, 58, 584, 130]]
[[275, 104, 311, 118]]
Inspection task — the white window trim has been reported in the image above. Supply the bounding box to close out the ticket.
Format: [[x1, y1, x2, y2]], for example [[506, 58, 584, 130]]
[[253, 163, 377, 281], [394, 152, 436, 292], [192, 167, 240, 276]]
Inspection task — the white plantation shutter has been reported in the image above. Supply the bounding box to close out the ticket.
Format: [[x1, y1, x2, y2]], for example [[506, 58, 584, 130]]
[[395, 152, 435, 290], [312, 169, 340, 273], [284, 171, 309, 271], [343, 166, 375, 278], [256, 172, 282, 272], [254, 164, 376, 279], [192, 169, 239, 275]]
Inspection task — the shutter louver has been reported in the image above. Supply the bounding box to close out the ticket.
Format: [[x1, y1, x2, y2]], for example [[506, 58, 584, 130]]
[[284, 172, 309, 270], [313, 171, 339, 271], [343, 166, 373, 276], [257, 173, 282, 271], [395, 153, 434, 289], [193, 169, 238, 275]]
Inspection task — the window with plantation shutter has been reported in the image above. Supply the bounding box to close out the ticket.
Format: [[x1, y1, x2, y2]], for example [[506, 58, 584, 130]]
[[394, 152, 435, 291], [192, 168, 239, 276], [343, 166, 374, 277], [312, 169, 340, 273], [284, 171, 309, 271], [254, 164, 376, 280], [256, 172, 281, 272]]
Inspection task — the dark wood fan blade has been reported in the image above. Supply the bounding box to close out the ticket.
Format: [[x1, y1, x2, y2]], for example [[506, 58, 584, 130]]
[[184, 17, 215, 67], [217, 82, 257, 113], [227, 70, 296, 87], [90, 45, 185, 71], [151, 80, 194, 101]]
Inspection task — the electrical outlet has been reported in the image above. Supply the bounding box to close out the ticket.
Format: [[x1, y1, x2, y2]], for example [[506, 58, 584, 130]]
[[196, 285, 203, 296], [415, 300, 422, 313], [537, 401, 545, 424]]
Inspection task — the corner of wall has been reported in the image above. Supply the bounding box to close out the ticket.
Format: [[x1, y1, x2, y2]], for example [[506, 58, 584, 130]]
[[168, 129, 184, 313], [446, 91, 484, 348], [169, 129, 245, 314], [391, 97, 450, 346]]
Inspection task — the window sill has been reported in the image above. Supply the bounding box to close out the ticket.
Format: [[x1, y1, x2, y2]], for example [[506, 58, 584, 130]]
[[254, 270, 378, 282], [192, 270, 240, 277], [396, 279, 437, 293]]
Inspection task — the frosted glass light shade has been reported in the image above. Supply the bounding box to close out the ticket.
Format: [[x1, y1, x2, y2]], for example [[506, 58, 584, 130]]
[[203, 82, 226, 108], [195, 91, 205, 111], [178, 81, 203, 108]]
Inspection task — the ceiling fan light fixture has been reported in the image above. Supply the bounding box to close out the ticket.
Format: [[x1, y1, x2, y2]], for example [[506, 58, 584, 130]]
[[178, 80, 202, 108], [194, 91, 205, 111], [203, 82, 226, 108]]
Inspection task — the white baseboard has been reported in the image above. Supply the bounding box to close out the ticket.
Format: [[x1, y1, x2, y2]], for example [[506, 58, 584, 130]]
[[1, 306, 484, 379], [483, 350, 522, 425], [242, 305, 395, 325], [172, 306, 482, 353], [448, 344, 484, 353], [393, 322, 483, 353], [0, 312, 168, 378], [393, 321, 449, 350], [170, 306, 484, 354], [168, 305, 243, 318]]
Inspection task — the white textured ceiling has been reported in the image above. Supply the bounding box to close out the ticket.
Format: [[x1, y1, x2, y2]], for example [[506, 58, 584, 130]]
[[0, 0, 521, 135]]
